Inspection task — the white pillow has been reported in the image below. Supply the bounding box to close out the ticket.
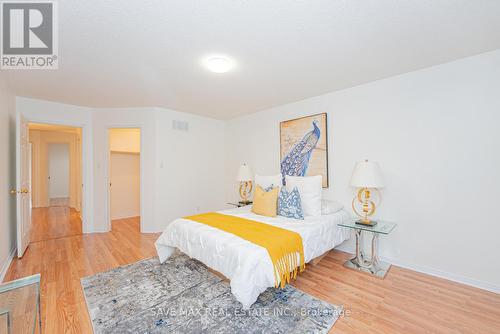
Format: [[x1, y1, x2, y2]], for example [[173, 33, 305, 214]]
[[255, 174, 282, 189], [321, 200, 344, 215], [285, 175, 322, 216]]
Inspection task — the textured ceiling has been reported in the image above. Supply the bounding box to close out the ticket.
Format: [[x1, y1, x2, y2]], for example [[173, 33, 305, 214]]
[[5, 0, 500, 119]]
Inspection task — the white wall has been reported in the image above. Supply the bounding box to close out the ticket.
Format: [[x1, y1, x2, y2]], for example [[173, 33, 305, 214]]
[[225, 50, 500, 292], [154, 108, 226, 232], [48, 143, 70, 199], [0, 76, 16, 282], [110, 153, 140, 219], [92, 107, 227, 232]]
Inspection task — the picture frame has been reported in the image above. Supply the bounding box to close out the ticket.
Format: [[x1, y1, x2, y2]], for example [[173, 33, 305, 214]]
[[280, 113, 329, 188]]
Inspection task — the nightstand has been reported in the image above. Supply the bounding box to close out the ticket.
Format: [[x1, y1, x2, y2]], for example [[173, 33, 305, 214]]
[[338, 220, 396, 278], [226, 202, 252, 208]]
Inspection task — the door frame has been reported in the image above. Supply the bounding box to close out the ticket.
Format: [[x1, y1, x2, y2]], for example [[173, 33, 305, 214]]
[[105, 127, 144, 232], [20, 115, 90, 233]]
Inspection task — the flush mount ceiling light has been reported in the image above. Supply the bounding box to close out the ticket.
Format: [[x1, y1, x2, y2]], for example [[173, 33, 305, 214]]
[[203, 56, 235, 73]]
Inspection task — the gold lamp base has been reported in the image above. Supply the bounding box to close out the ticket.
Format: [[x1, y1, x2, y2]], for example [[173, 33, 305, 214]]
[[352, 188, 380, 227], [239, 181, 253, 204]]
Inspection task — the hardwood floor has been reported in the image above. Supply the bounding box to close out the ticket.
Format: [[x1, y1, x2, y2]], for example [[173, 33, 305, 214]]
[[30, 205, 82, 242], [4, 215, 500, 333], [293, 254, 500, 333], [5, 216, 157, 333]]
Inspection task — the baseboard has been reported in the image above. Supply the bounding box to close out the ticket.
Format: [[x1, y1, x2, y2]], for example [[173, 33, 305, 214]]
[[335, 244, 500, 295], [112, 215, 140, 220], [383, 256, 500, 294], [91, 229, 110, 233], [0, 247, 16, 283]]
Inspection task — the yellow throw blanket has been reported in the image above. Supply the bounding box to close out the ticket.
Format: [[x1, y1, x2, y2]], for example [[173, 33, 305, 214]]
[[184, 212, 305, 288]]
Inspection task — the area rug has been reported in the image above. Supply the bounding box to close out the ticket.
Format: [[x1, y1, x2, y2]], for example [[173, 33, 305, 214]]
[[81, 251, 342, 333]]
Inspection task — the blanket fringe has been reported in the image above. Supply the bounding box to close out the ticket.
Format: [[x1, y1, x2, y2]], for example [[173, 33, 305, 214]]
[[274, 252, 306, 288]]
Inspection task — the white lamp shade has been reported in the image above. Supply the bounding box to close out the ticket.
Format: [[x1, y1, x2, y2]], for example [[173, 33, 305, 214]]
[[350, 160, 385, 188], [237, 164, 253, 182]]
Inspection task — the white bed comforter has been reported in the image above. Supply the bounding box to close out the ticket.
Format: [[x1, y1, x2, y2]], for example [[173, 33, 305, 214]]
[[155, 206, 351, 309]]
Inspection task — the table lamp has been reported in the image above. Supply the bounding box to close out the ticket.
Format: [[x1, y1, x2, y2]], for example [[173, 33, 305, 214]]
[[237, 163, 253, 204], [350, 159, 385, 226]]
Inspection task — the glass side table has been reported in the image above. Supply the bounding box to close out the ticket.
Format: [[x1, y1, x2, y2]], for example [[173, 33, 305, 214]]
[[0, 274, 41, 334], [338, 220, 396, 278]]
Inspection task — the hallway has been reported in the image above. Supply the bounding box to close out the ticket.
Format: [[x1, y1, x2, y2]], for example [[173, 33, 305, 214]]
[[30, 203, 82, 243]]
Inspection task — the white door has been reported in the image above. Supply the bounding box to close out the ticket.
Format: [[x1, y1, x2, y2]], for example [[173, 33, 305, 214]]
[[16, 112, 31, 258], [48, 143, 70, 200]]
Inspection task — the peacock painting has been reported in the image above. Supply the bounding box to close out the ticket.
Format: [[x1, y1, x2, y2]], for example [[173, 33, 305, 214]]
[[280, 113, 329, 187]]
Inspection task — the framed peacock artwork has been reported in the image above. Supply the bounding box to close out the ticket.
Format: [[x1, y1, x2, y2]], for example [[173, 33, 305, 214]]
[[280, 113, 329, 188]]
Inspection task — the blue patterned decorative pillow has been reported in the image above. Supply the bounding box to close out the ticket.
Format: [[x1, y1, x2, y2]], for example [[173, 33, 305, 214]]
[[278, 186, 304, 220]]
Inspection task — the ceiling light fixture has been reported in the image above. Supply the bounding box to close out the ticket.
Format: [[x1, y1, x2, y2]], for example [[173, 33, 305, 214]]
[[203, 56, 235, 73]]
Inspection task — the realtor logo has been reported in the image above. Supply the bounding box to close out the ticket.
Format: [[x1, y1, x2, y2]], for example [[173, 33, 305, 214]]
[[1, 1, 58, 69]]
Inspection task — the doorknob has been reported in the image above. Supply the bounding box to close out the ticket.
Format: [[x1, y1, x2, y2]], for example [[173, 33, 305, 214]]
[[9, 189, 26, 194]]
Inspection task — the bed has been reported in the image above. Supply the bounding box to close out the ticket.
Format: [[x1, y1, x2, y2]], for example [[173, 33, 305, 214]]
[[155, 206, 351, 309]]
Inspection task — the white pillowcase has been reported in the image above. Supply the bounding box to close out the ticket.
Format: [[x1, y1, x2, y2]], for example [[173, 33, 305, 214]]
[[255, 174, 282, 189], [321, 200, 344, 215], [285, 175, 322, 217]]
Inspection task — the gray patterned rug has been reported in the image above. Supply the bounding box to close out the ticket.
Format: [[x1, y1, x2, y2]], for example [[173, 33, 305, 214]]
[[81, 251, 342, 333]]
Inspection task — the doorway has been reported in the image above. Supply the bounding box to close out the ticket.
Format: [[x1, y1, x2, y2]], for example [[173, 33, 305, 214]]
[[48, 143, 70, 206], [29, 123, 83, 242], [108, 128, 141, 233]]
